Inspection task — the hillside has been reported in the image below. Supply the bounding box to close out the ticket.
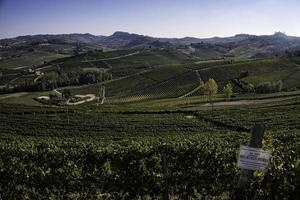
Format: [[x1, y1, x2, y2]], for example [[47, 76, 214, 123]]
[[1, 88, 299, 199], [0, 34, 299, 200], [2, 32, 300, 63], [191, 32, 300, 59], [1, 44, 300, 104]]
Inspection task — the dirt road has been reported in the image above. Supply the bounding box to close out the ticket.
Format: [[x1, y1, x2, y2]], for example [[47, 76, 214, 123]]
[[65, 94, 96, 105], [180, 96, 297, 110], [0, 92, 28, 100], [81, 51, 140, 63]]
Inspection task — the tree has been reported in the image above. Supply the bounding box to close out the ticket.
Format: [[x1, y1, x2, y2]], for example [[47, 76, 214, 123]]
[[49, 93, 59, 100], [256, 80, 283, 93], [204, 78, 218, 112], [223, 82, 233, 100], [275, 80, 283, 92], [244, 83, 255, 93], [199, 81, 206, 95]]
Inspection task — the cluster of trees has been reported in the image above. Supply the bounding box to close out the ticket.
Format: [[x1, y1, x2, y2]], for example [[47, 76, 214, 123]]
[[200, 79, 233, 100], [256, 80, 283, 93], [199, 79, 233, 112], [0, 70, 112, 94], [39, 71, 111, 90], [196, 78, 285, 111], [232, 78, 283, 94]]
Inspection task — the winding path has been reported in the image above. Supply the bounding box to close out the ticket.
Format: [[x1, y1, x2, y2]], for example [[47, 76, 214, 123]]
[[65, 94, 96, 105], [81, 51, 140, 63], [178, 70, 203, 98], [34, 74, 44, 83], [0, 92, 28, 100]]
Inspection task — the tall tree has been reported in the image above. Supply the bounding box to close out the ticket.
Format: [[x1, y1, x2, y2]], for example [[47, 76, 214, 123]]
[[223, 82, 233, 100], [199, 81, 206, 95], [204, 78, 218, 112]]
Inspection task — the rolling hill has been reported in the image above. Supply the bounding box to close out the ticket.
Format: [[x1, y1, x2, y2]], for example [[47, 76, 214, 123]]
[[2, 31, 300, 65], [53, 53, 300, 103], [1, 45, 300, 105]]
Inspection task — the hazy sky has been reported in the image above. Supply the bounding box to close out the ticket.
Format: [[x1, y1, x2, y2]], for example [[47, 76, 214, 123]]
[[0, 0, 300, 39]]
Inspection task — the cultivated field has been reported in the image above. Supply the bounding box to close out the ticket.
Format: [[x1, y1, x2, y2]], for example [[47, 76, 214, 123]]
[[0, 48, 299, 199]]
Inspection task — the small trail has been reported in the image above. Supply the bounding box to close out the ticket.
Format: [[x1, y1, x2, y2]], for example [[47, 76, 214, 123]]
[[53, 89, 62, 96], [81, 51, 140, 63], [0, 92, 28, 100], [35, 65, 53, 71], [102, 60, 113, 70], [7, 76, 21, 84], [13, 66, 30, 70], [34, 74, 44, 83], [65, 94, 96, 106], [100, 97, 105, 105], [6, 74, 35, 86], [178, 70, 202, 98], [179, 96, 298, 111]]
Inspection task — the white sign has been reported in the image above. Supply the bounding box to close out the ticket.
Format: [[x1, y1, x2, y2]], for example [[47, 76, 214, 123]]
[[237, 145, 271, 172]]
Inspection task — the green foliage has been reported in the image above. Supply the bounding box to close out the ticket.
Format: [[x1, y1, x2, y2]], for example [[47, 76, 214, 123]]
[[256, 80, 283, 93], [0, 130, 298, 199], [200, 57, 300, 91], [49, 92, 59, 99], [62, 89, 71, 98], [244, 83, 255, 93], [223, 82, 233, 100], [204, 78, 218, 96], [203, 78, 218, 112], [199, 81, 206, 95], [0, 95, 299, 198]]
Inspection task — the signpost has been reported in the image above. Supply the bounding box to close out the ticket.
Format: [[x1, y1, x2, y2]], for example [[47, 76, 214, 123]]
[[235, 123, 271, 198], [238, 145, 271, 172]]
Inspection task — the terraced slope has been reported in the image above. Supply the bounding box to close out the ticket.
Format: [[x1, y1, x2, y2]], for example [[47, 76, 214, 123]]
[[57, 56, 300, 103], [49, 48, 192, 77], [199, 57, 300, 89], [67, 64, 199, 102]]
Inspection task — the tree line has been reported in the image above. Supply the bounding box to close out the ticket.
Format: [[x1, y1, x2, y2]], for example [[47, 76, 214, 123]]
[[0, 70, 112, 94]]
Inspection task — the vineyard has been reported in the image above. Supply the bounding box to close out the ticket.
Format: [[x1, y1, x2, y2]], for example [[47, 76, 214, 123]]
[[0, 46, 300, 199], [0, 93, 299, 199], [198, 57, 300, 89], [49, 49, 193, 78], [67, 64, 201, 103], [1, 131, 298, 199]]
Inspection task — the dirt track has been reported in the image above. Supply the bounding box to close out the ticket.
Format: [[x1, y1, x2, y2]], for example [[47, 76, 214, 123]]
[[180, 96, 296, 110], [0, 92, 28, 100], [65, 94, 96, 105], [81, 51, 140, 62]]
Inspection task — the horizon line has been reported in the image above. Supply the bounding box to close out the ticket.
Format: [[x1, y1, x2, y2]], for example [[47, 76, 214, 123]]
[[0, 31, 298, 40]]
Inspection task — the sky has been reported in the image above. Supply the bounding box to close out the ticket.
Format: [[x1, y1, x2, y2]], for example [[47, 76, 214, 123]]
[[0, 0, 300, 39]]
